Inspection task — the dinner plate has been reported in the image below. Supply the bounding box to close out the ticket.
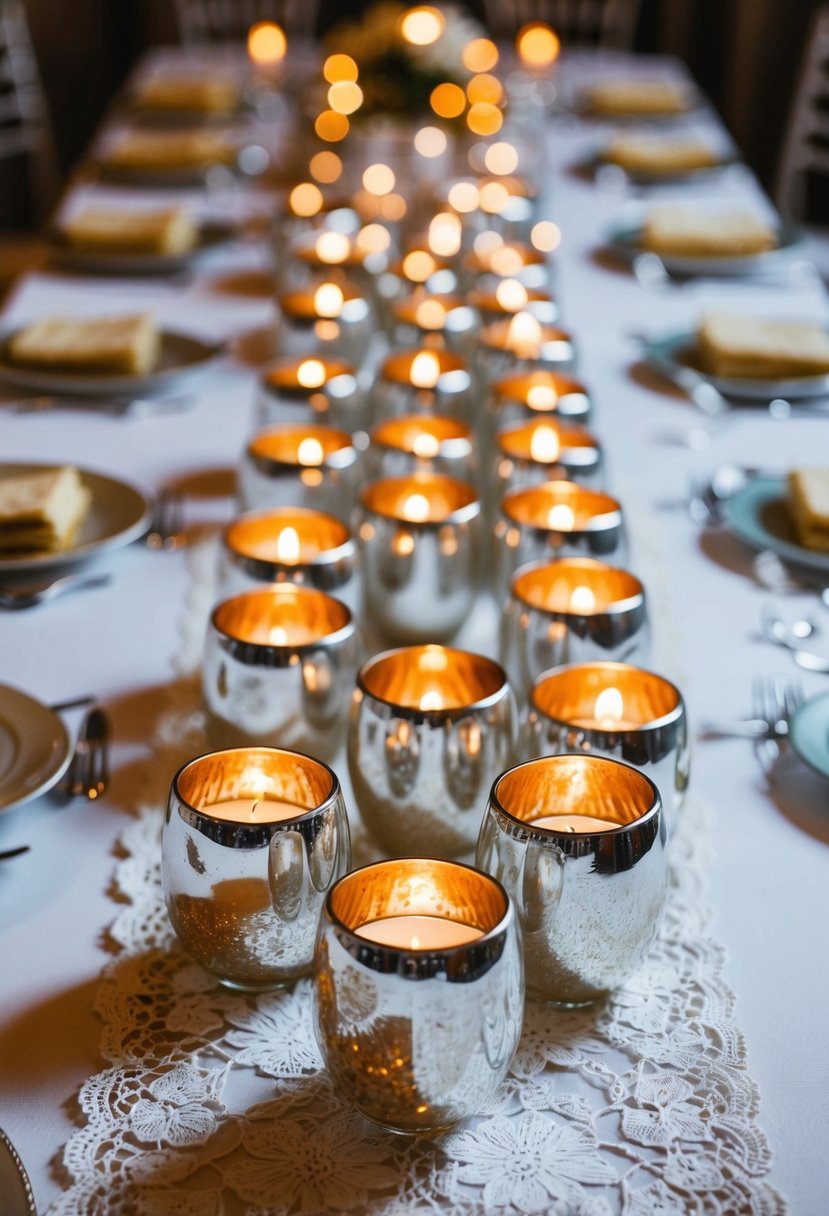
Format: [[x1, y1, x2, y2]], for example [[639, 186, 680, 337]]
[[0, 461, 152, 574], [609, 221, 803, 277], [0, 684, 72, 813], [48, 219, 237, 275], [644, 330, 829, 402], [586, 150, 738, 186], [0, 326, 222, 397], [790, 692, 829, 780], [723, 476, 829, 576]]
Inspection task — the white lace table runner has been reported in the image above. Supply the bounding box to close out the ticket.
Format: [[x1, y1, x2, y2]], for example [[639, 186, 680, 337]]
[[50, 537, 785, 1216]]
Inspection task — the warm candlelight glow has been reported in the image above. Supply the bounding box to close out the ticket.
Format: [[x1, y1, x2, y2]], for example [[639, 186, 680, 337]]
[[412, 432, 441, 458], [467, 102, 503, 136], [527, 382, 557, 408], [569, 584, 596, 613], [410, 350, 442, 388], [309, 150, 343, 184], [475, 229, 504, 256], [289, 182, 323, 217], [529, 424, 561, 463], [356, 223, 391, 254], [323, 53, 359, 82], [401, 5, 445, 45], [462, 37, 499, 73], [419, 689, 445, 711], [414, 125, 447, 157], [430, 81, 466, 118], [403, 249, 437, 281], [479, 180, 511, 214], [506, 311, 543, 356], [274, 526, 302, 563], [315, 231, 350, 264], [517, 21, 561, 68], [490, 246, 527, 276], [414, 298, 447, 329], [297, 437, 325, 465], [594, 686, 625, 729], [485, 142, 519, 176], [328, 80, 364, 115], [269, 624, 289, 645], [428, 213, 462, 256], [247, 21, 287, 66], [495, 279, 529, 311], [363, 162, 396, 196], [314, 282, 344, 318], [315, 110, 350, 141], [296, 358, 327, 388], [547, 503, 575, 530], [403, 492, 431, 522], [531, 220, 562, 252], [467, 74, 503, 106], [448, 181, 480, 213]]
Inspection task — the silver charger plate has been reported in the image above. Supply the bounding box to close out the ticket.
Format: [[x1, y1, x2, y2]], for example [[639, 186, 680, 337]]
[[0, 461, 152, 574], [644, 330, 829, 402], [724, 475, 829, 576], [0, 327, 221, 397], [48, 220, 237, 275], [0, 684, 72, 813], [609, 221, 803, 277]]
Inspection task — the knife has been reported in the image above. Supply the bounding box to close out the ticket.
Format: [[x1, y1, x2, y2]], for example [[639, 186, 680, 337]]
[[0, 1128, 37, 1215]]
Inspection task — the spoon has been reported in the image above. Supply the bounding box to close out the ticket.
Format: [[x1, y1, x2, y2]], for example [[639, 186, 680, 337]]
[[761, 610, 829, 670], [754, 550, 829, 606]]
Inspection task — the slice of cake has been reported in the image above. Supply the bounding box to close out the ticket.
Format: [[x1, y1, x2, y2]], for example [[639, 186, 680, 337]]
[[101, 130, 236, 172], [789, 468, 829, 551], [697, 313, 829, 379], [61, 206, 198, 255], [642, 207, 777, 257], [0, 466, 92, 552], [586, 79, 690, 116], [8, 314, 161, 376], [605, 133, 718, 175], [135, 76, 239, 114]]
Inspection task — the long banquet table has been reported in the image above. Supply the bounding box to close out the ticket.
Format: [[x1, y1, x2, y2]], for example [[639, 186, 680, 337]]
[[1, 46, 828, 1215]]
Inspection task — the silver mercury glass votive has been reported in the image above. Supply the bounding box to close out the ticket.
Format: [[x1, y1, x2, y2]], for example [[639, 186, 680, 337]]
[[219, 507, 358, 614], [348, 644, 517, 857], [367, 414, 476, 485], [163, 746, 351, 992], [255, 354, 367, 434], [476, 753, 668, 1006], [389, 292, 478, 360], [275, 278, 373, 366], [468, 282, 561, 328], [371, 348, 473, 426], [500, 558, 649, 703], [477, 311, 577, 384], [314, 857, 523, 1134], [493, 417, 604, 497], [239, 423, 360, 522], [487, 370, 593, 434], [356, 473, 482, 643], [464, 237, 550, 292], [202, 585, 358, 763], [524, 661, 690, 817], [493, 480, 626, 600]]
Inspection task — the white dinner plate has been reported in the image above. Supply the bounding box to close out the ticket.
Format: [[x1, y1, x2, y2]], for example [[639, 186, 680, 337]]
[[0, 684, 72, 813], [48, 219, 237, 276], [644, 330, 829, 403], [0, 326, 222, 397], [609, 221, 803, 277], [0, 461, 152, 574]]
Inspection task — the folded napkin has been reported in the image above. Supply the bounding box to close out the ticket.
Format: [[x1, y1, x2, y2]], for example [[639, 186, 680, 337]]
[[101, 130, 236, 172], [643, 207, 777, 258], [697, 312, 829, 378], [0, 465, 91, 552], [61, 206, 198, 255], [8, 313, 161, 376]]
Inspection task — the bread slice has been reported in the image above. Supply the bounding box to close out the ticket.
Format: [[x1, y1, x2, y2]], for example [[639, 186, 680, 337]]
[[606, 133, 718, 174], [697, 312, 829, 379], [8, 314, 161, 376], [101, 130, 236, 172], [0, 466, 92, 552], [642, 207, 777, 257], [136, 76, 239, 114], [586, 79, 689, 116], [789, 468, 829, 551], [61, 206, 198, 255]]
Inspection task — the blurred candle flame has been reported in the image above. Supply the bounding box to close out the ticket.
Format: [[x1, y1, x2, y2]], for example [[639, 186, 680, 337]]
[[410, 351, 441, 388]]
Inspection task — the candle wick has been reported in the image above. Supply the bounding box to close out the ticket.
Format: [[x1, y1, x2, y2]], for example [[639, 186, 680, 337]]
[[251, 799, 259, 818]]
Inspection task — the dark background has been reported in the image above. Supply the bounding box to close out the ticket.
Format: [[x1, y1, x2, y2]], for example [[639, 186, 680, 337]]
[[18, 0, 828, 220]]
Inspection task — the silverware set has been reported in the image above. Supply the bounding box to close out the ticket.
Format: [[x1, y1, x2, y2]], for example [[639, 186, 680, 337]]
[[146, 488, 187, 550], [761, 607, 829, 672], [700, 676, 804, 778]]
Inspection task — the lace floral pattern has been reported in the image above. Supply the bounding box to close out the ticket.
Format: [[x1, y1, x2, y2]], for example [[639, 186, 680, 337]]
[[49, 537, 786, 1216]]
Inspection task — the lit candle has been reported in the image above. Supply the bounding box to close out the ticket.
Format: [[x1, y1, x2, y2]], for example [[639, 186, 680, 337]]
[[479, 313, 575, 373], [469, 282, 560, 327], [248, 21, 287, 71], [369, 414, 474, 482], [353, 915, 484, 949], [257, 356, 364, 432], [210, 585, 352, 652], [241, 424, 359, 520], [375, 348, 473, 424], [490, 370, 592, 428], [529, 814, 616, 833], [467, 236, 548, 287], [516, 22, 560, 72], [204, 797, 309, 822], [496, 418, 602, 491], [277, 279, 372, 364], [571, 686, 640, 731]]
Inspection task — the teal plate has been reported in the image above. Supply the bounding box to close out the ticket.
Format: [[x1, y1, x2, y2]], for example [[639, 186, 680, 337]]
[[609, 220, 804, 278], [724, 476, 829, 576], [790, 693, 829, 780], [644, 330, 829, 402]]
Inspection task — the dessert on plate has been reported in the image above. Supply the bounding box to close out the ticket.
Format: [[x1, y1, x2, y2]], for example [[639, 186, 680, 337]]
[[789, 468, 829, 552], [60, 206, 198, 255], [696, 312, 829, 379], [642, 207, 777, 258], [605, 132, 718, 175], [100, 129, 236, 172], [0, 466, 92, 552], [585, 78, 691, 116], [134, 75, 239, 114], [7, 313, 161, 376]]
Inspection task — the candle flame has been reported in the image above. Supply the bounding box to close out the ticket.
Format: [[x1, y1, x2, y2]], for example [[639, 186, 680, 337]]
[[412, 431, 440, 458], [410, 351, 441, 388], [410, 935, 421, 949], [526, 382, 557, 409], [414, 125, 447, 158], [594, 686, 624, 728], [529, 424, 560, 463], [495, 278, 529, 312], [269, 625, 289, 645], [403, 249, 437, 282], [247, 21, 287, 65], [363, 162, 396, 196], [289, 182, 323, 217], [419, 689, 444, 711], [315, 231, 350, 263], [297, 437, 324, 465], [314, 282, 344, 318], [356, 223, 391, 253], [569, 585, 596, 613], [401, 6, 445, 45], [415, 298, 446, 330], [448, 181, 480, 213], [479, 180, 510, 214], [275, 526, 301, 563], [506, 311, 543, 357], [403, 492, 431, 522], [532, 220, 561, 252], [484, 140, 519, 175], [297, 358, 327, 388], [490, 246, 525, 276], [517, 21, 561, 68], [547, 503, 575, 530], [428, 213, 462, 257]]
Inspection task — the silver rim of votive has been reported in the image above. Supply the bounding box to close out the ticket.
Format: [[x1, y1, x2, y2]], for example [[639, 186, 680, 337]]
[[492, 372, 591, 421], [511, 558, 644, 619], [496, 425, 602, 476], [380, 349, 471, 396], [530, 661, 685, 736], [502, 481, 622, 537], [210, 585, 355, 665], [360, 474, 481, 528], [480, 321, 576, 365], [247, 426, 358, 477], [260, 357, 357, 402], [278, 284, 369, 327], [393, 294, 478, 335], [357, 644, 511, 722], [171, 744, 341, 846], [370, 416, 473, 463], [222, 508, 355, 583]]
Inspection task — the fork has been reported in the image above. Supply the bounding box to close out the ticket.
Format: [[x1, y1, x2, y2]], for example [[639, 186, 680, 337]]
[[61, 706, 110, 799], [146, 489, 187, 550], [751, 676, 804, 778], [0, 571, 111, 610]]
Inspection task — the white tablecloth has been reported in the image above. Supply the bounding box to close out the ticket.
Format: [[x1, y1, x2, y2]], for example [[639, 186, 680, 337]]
[[1, 49, 828, 1215]]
